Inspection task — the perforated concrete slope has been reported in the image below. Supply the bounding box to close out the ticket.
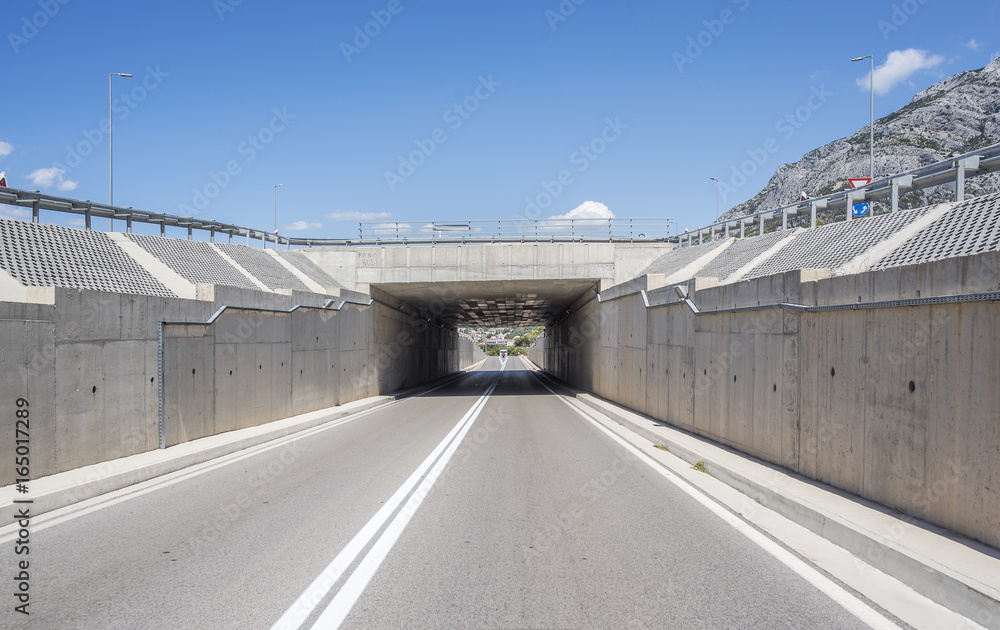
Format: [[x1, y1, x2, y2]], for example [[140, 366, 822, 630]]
[[216, 244, 310, 292], [276, 250, 344, 290], [743, 205, 935, 280], [0, 219, 174, 296], [637, 239, 726, 277], [696, 230, 793, 281], [127, 234, 260, 291], [871, 192, 1000, 270]]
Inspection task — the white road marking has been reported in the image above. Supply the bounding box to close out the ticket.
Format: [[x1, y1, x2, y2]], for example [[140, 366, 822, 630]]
[[529, 373, 902, 630], [272, 378, 500, 630], [0, 402, 394, 542], [309, 379, 498, 629]]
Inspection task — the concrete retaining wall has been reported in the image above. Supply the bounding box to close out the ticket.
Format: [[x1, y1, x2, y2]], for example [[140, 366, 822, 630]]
[[544, 250, 1000, 549], [0, 285, 485, 485], [527, 333, 545, 369]]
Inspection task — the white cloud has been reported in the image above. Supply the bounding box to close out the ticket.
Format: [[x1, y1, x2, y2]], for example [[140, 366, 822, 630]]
[[326, 210, 392, 221], [857, 49, 945, 96], [0, 141, 12, 157], [284, 220, 322, 231], [27, 167, 78, 192], [0, 204, 30, 221], [547, 201, 615, 221], [963, 38, 981, 50]]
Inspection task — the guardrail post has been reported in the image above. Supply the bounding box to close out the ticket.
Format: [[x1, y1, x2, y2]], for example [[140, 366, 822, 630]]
[[956, 156, 980, 202], [126, 213, 133, 233], [846, 191, 858, 222], [209, 229, 215, 243], [739, 218, 745, 238], [724, 221, 729, 238], [758, 213, 764, 235], [782, 209, 788, 231], [160, 221, 166, 237], [31, 200, 39, 223], [187, 225, 193, 240], [810, 199, 827, 228], [891, 175, 913, 213], [84, 205, 91, 230]]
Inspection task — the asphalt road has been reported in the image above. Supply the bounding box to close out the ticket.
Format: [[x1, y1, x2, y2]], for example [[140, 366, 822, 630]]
[[0, 357, 891, 629]]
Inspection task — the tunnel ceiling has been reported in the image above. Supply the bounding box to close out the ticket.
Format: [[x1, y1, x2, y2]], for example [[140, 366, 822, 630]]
[[373, 279, 598, 328]]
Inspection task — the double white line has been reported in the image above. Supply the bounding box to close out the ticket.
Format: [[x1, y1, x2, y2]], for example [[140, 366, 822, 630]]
[[272, 372, 502, 630]]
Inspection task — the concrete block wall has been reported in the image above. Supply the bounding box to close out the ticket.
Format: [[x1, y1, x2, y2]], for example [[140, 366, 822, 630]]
[[1, 285, 485, 485], [544, 250, 1000, 549]]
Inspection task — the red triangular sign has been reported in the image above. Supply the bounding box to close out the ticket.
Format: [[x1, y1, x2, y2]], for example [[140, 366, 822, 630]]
[[848, 178, 872, 189]]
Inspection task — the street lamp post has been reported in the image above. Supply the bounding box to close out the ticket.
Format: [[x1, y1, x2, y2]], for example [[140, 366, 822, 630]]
[[709, 177, 720, 221], [851, 55, 874, 180], [109, 72, 133, 229], [273, 184, 283, 247]]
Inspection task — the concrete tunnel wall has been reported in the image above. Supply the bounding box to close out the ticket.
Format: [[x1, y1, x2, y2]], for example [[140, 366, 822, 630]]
[[0, 284, 485, 485], [540, 249, 1000, 549]]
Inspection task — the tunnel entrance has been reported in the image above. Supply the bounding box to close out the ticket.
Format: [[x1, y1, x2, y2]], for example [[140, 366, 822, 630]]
[[371, 279, 599, 328]]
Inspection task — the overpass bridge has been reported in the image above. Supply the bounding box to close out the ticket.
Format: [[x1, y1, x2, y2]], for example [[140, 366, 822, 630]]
[[0, 190, 999, 628]]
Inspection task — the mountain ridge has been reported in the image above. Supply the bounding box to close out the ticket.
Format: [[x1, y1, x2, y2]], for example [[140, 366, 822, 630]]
[[721, 57, 1000, 222]]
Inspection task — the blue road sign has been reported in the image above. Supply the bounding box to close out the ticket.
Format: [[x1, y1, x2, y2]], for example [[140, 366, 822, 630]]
[[852, 202, 870, 218]]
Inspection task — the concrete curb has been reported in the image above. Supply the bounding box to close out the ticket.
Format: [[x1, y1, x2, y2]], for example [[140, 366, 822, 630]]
[[0, 395, 395, 527], [566, 388, 1000, 628]]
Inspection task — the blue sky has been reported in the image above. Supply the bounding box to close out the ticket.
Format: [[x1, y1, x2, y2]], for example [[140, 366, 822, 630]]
[[2, 0, 998, 239]]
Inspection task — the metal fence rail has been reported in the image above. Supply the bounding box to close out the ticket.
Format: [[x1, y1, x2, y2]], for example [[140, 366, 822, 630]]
[[673, 141, 1000, 246], [0, 187, 671, 247], [357, 218, 673, 243], [1, 139, 998, 248]]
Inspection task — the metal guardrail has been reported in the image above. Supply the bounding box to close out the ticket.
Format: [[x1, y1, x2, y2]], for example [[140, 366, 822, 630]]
[[2, 140, 997, 248], [357, 218, 673, 243], [674, 141, 1000, 246], [0, 186, 671, 246]]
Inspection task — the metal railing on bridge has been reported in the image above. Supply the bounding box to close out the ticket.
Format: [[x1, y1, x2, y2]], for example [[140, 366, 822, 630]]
[[674, 141, 1000, 247], [357, 218, 673, 244], [2, 140, 997, 248], [0, 187, 671, 247]]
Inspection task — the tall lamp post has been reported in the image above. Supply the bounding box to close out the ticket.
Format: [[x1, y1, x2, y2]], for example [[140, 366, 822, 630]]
[[109, 72, 133, 229], [709, 177, 720, 221], [851, 55, 874, 179], [273, 184, 283, 247]]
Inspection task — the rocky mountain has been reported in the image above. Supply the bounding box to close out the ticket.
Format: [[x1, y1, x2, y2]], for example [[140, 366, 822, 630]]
[[721, 56, 1000, 222]]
